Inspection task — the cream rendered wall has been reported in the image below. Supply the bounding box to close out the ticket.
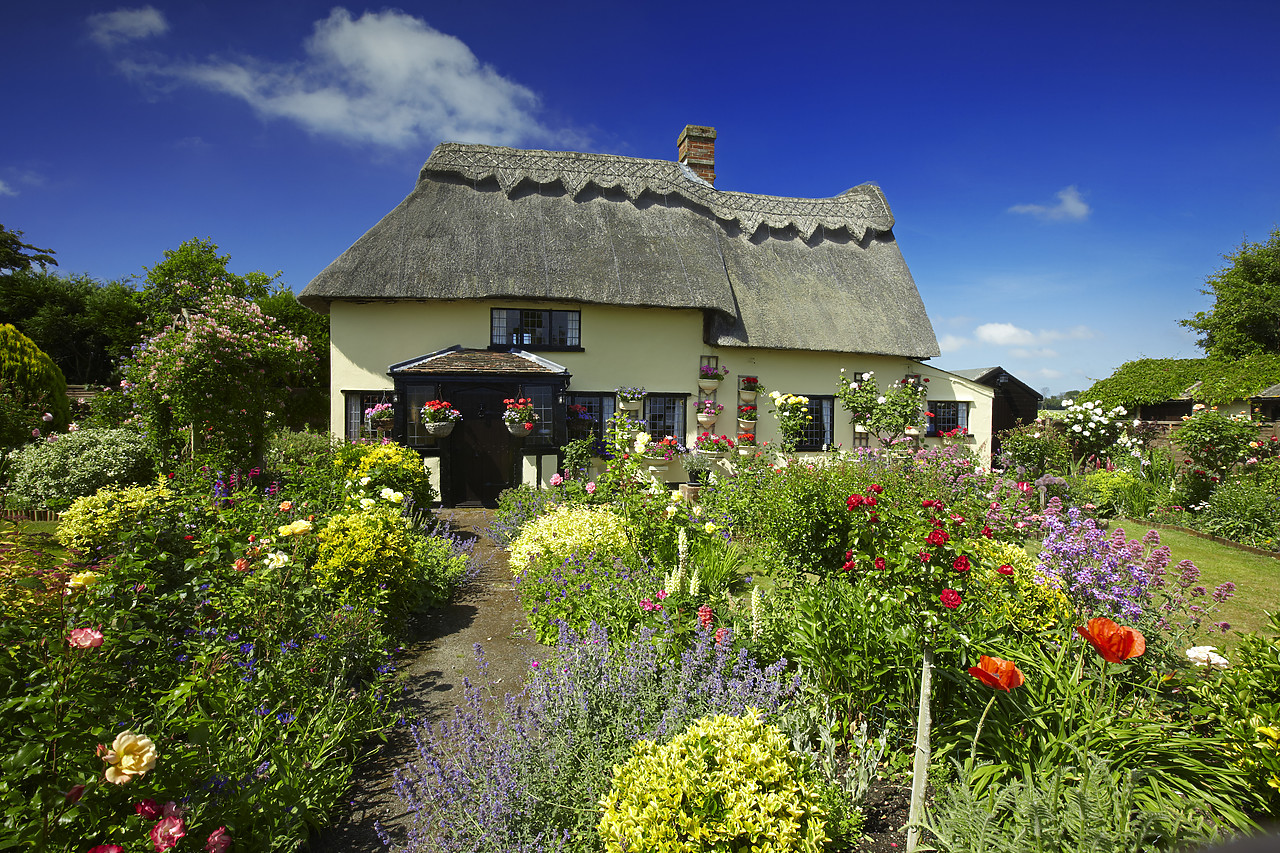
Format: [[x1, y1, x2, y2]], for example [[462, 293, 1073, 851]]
[[327, 299, 997, 486]]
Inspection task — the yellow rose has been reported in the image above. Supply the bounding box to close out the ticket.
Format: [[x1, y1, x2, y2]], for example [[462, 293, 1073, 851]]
[[704, 522, 718, 534], [103, 731, 157, 784], [278, 519, 314, 537], [67, 571, 101, 592]]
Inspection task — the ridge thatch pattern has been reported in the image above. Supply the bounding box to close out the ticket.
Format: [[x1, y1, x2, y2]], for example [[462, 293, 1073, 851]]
[[301, 141, 940, 359]]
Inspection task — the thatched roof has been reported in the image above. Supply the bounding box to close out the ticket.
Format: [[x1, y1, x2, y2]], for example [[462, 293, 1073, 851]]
[[301, 142, 940, 358]]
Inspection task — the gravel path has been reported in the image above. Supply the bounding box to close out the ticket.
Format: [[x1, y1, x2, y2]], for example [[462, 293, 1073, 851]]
[[305, 508, 542, 853]]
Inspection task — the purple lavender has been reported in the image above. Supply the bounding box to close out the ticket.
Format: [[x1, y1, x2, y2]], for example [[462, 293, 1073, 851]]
[[386, 621, 798, 852]]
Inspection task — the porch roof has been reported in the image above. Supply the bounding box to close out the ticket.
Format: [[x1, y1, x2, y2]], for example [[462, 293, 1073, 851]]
[[388, 346, 569, 376]]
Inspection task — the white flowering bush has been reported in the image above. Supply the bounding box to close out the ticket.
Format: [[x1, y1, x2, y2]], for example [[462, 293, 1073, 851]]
[[6, 428, 155, 508], [508, 505, 632, 572], [1060, 399, 1135, 461]]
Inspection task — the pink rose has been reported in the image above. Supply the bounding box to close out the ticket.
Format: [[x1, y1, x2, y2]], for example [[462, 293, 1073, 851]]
[[205, 827, 232, 853], [135, 798, 161, 820], [68, 628, 104, 649], [585, 482, 596, 494], [87, 847, 124, 853], [149, 816, 186, 851], [550, 473, 563, 486]]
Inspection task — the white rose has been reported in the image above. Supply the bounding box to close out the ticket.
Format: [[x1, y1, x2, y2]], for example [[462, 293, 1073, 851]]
[[1185, 646, 1228, 668]]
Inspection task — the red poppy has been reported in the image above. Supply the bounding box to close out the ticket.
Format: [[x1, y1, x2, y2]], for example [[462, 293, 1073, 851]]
[[1075, 617, 1146, 662], [996, 564, 1014, 576], [967, 655, 1024, 691], [952, 555, 970, 572], [939, 589, 962, 609]]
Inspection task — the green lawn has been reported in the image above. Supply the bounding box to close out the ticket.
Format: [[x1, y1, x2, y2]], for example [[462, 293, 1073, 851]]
[[1120, 519, 1279, 641]]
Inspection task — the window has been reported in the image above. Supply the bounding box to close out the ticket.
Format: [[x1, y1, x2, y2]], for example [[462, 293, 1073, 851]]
[[569, 392, 617, 440], [928, 401, 970, 436], [644, 394, 687, 440], [520, 384, 556, 444], [796, 395, 834, 451], [491, 308, 581, 348], [403, 384, 439, 446], [343, 391, 393, 441]]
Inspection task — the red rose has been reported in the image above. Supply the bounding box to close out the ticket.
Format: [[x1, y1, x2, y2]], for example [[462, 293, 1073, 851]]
[[868, 483, 884, 493], [926, 529, 949, 547], [981, 526, 993, 538], [953, 555, 970, 573], [149, 816, 186, 852], [997, 564, 1014, 576], [939, 589, 962, 609], [135, 799, 161, 820], [874, 557, 886, 571]]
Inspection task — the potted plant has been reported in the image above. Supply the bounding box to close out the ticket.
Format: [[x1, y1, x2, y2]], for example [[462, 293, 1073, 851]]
[[736, 432, 756, 455], [567, 403, 596, 437], [739, 376, 761, 403], [420, 399, 461, 437], [364, 402, 394, 437], [633, 431, 685, 465], [736, 404, 757, 432], [503, 397, 538, 436], [698, 364, 728, 392], [683, 448, 715, 492], [616, 385, 646, 412], [696, 398, 723, 427], [694, 431, 734, 458]]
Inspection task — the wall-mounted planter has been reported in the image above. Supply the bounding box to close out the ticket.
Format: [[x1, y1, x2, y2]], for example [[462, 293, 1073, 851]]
[[737, 419, 755, 433], [739, 390, 757, 403], [697, 379, 722, 393], [618, 398, 642, 411], [854, 424, 868, 434], [696, 414, 717, 428]]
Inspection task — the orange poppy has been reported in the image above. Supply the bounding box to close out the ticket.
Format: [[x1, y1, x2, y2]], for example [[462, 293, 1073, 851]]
[[967, 655, 1025, 692], [1075, 617, 1145, 662]]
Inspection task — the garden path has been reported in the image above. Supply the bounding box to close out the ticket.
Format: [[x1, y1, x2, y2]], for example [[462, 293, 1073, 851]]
[[305, 508, 542, 853]]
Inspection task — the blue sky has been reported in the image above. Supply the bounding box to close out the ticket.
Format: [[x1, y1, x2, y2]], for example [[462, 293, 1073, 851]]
[[4, 1, 1279, 394]]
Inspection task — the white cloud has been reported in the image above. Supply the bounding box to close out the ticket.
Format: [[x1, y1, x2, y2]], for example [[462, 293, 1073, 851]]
[[1008, 186, 1091, 222], [0, 179, 16, 197], [87, 6, 168, 48], [974, 322, 1036, 347], [1035, 368, 1065, 380], [1011, 347, 1059, 359], [938, 334, 969, 352], [117, 8, 561, 149], [1039, 325, 1096, 342]]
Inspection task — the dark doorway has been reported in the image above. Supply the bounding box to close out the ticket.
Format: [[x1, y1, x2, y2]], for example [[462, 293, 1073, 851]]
[[448, 384, 519, 506]]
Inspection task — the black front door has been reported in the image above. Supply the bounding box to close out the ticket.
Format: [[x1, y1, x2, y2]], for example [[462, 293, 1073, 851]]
[[448, 384, 519, 506]]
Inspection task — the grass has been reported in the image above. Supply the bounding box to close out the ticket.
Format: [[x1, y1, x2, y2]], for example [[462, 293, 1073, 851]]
[[1118, 518, 1279, 642]]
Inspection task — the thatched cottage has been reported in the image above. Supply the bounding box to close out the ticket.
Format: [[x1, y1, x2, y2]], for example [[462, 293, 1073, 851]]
[[300, 126, 993, 506]]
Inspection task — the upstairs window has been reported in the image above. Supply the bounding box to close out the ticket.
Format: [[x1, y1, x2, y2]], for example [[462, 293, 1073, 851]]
[[491, 308, 581, 349]]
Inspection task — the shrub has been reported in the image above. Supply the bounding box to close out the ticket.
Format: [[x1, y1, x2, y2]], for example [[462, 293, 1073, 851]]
[[1077, 467, 1145, 518], [507, 504, 631, 572], [391, 622, 802, 853], [489, 484, 563, 547], [264, 428, 339, 503], [0, 322, 71, 446], [1174, 408, 1259, 478], [1200, 477, 1279, 545], [965, 537, 1072, 635], [313, 504, 460, 612], [334, 441, 435, 510], [57, 482, 175, 554], [598, 711, 827, 853], [6, 427, 154, 508]]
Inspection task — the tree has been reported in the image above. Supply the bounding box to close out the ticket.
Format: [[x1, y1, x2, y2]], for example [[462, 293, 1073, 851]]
[[0, 270, 145, 385], [141, 237, 279, 320], [256, 289, 330, 430], [0, 323, 71, 450], [0, 225, 57, 274], [1181, 227, 1280, 360], [122, 289, 316, 466]]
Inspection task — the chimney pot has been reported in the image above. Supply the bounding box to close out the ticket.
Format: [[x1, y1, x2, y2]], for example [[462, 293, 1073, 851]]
[[677, 125, 716, 186]]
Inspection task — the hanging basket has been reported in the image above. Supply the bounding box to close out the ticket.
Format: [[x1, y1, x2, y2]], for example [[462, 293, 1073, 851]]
[[507, 422, 533, 437], [697, 378, 722, 392], [424, 421, 455, 437]]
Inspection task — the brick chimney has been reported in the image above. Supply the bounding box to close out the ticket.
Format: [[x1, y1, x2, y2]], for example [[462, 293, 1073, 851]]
[[677, 125, 716, 185]]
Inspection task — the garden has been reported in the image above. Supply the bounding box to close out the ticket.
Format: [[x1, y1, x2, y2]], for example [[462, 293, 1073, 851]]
[[3, 286, 1280, 851]]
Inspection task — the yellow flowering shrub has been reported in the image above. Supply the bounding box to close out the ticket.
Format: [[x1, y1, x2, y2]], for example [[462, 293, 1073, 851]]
[[334, 441, 435, 509], [313, 504, 466, 612], [57, 482, 174, 554], [965, 537, 1072, 633], [598, 711, 826, 853], [508, 505, 631, 572]]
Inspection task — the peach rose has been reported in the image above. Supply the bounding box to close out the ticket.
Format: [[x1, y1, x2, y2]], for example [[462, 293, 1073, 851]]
[[102, 731, 157, 784]]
